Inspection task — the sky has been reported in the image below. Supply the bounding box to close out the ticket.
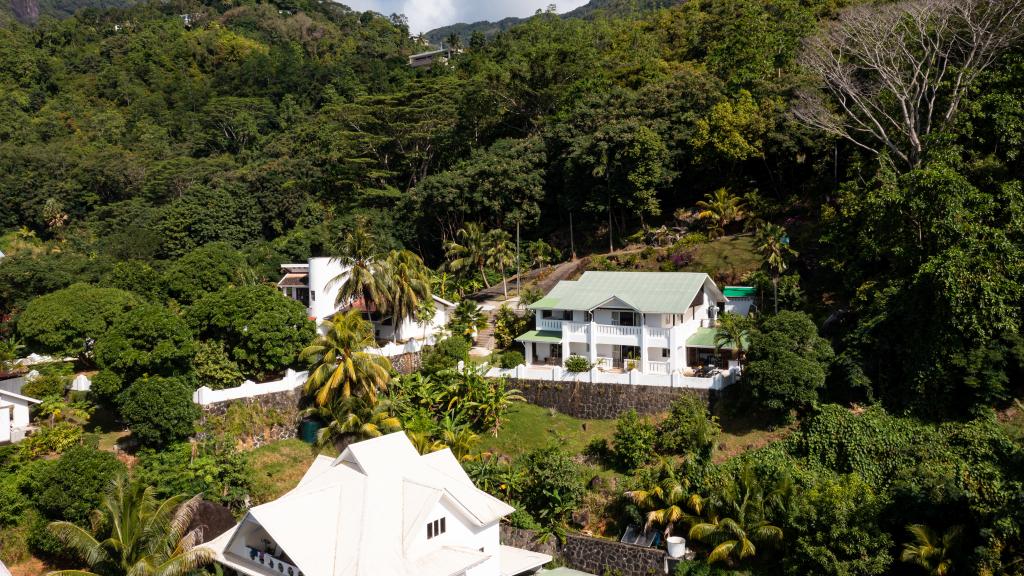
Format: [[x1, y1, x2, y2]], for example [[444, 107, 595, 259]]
[[339, 0, 591, 34]]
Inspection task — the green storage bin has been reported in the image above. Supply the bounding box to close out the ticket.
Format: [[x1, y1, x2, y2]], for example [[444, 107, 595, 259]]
[[298, 419, 322, 444]]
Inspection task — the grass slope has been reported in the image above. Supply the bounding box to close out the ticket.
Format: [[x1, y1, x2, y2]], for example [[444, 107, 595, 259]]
[[479, 402, 618, 459]]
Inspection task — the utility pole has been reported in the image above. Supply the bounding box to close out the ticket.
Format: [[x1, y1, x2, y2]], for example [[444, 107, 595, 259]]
[[569, 210, 576, 260], [515, 220, 521, 299]]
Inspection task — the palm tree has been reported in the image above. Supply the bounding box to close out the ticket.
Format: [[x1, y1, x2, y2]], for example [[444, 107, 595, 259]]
[[755, 223, 797, 314], [415, 297, 437, 341], [901, 524, 962, 576], [449, 300, 488, 342], [309, 395, 402, 447], [696, 188, 745, 238], [625, 459, 703, 537], [440, 425, 480, 462], [47, 477, 212, 576], [445, 223, 491, 288], [0, 337, 24, 371], [300, 310, 392, 406], [486, 229, 516, 299], [406, 430, 446, 455], [714, 313, 753, 369], [380, 250, 432, 341], [331, 218, 387, 310], [688, 464, 790, 566]]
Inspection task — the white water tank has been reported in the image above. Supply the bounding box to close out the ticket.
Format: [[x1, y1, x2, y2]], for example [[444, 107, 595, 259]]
[[666, 536, 688, 558]]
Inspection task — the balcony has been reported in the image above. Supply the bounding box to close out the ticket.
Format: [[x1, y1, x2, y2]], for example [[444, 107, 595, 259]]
[[536, 318, 564, 331], [246, 546, 302, 576], [646, 361, 670, 375]]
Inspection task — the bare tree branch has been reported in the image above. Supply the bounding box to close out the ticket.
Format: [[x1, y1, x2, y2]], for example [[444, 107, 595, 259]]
[[793, 0, 1024, 168]]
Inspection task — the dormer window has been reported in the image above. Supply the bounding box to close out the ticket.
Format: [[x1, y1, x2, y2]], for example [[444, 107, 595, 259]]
[[426, 517, 446, 539]]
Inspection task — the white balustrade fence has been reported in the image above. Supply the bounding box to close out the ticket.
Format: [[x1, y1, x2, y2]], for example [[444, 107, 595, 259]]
[[484, 364, 740, 390]]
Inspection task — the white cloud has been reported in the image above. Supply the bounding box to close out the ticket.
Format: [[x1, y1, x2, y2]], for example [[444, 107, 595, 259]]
[[340, 0, 591, 34]]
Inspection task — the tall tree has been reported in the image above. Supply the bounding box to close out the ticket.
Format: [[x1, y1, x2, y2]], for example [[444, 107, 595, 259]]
[[445, 223, 492, 288], [755, 223, 797, 314]]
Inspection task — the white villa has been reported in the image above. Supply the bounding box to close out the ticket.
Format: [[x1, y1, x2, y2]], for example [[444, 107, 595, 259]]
[[514, 272, 749, 382], [205, 432, 551, 576], [0, 389, 40, 444], [278, 258, 455, 341]]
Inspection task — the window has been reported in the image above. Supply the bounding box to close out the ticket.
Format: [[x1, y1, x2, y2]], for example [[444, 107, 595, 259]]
[[611, 311, 637, 326], [310, 291, 316, 302], [427, 517, 446, 539], [661, 348, 670, 358]]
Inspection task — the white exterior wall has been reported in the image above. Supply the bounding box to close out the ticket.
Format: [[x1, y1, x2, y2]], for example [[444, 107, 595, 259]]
[[0, 404, 11, 443], [408, 500, 502, 576], [725, 297, 754, 316], [307, 257, 348, 322]]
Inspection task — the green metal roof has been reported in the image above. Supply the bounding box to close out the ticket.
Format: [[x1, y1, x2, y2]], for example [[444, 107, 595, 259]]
[[723, 286, 757, 298], [529, 271, 721, 314], [515, 330, 562, 343], [686, 327, 745, 350]]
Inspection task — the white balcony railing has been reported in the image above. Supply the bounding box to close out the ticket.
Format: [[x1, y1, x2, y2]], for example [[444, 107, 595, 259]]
[[646, 361, 670, 375], [246, 547, 303, 576], [564, 322, 588, 337], [595, 324, 641, 337], [536, 318, 564, 331]]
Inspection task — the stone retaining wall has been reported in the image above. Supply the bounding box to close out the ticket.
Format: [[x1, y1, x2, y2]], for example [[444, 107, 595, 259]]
[[196, 388, 304, 448], [390, 351, 421, 374], [501, 525, 667, 576], [505, 379, 711, 419]]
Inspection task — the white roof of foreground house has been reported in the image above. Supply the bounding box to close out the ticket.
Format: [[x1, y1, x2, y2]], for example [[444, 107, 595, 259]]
[[529, 271, 726, 314], [0, 559, 11, 576], [206, 432, 541, 576]]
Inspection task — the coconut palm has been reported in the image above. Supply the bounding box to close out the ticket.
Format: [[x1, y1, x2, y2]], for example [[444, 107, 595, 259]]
[[331, 218, 387, 310], [300, 310, 392, 406], [688, 464, 790, 566], [445, 223, 492, 288], [714, 313, 753, 368], [47, 477, 212, 576], [309, 395, 402, 447], [696, 188, 745, 238], [625, 459, 703, 537], [755, 222, 797, 314], [901, 524, 962, 576], [380, 249, 432, 341], [485, 229, 516, 299]]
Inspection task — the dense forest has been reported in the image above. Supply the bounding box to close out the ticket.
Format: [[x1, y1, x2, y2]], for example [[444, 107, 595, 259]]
[[0, 0, 1023, 573]]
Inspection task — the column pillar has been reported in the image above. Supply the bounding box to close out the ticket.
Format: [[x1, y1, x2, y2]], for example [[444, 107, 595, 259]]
[[669, 326, 679, 373], [525, 342, 534, 366], [588, 312, 597, 365], [639, 313, 648, 373]]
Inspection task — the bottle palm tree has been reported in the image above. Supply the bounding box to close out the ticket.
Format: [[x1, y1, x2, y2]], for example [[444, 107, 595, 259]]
[[485, 229, 516, 299], [696, 188, 745, 238], [47, 477, 212, 576], [688, 464, 790, 566], [300, 310, 392, 406], [901, 524, 962, 576], [714, 313, 753, 369], [309, 395, 402, 447], [445, 223, 491, 288], [755, 223, 797, 314], [625, 459, 703, 537]]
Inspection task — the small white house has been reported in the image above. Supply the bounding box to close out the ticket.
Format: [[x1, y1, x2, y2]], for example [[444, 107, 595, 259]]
[[204, 432, 551, 576], [277, 258, 454, 342], [723, 286, 757, 316], [0, 389, 40, 444]]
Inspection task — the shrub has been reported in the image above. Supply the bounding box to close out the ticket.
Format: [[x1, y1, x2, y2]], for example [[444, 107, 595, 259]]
[[134, 442, 253, 511], [21, 373, 66, 399], [30, 444, 125, 524], [657, 395, 720, 461], [118, 376, 200, 448], [89, 369, 124, 402], [564, 355, 592, 373], [518, 446, 586, 525], [421, 336, 470, 374], [499, 350, 525, 369], [18, 422, 83, 459], [612, 409, 657, 471], [589, 255, 620, 271]]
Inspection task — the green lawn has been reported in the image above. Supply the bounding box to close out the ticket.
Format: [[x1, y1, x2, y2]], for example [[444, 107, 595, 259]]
[[479, 402, 619, 459], [686, 234, 762, 280], [247, 438, 325, 504]]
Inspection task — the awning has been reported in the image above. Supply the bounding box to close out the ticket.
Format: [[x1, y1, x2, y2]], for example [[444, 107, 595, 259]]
[[686, 327, 745, 350], [723, 286, 756, 298], [500, 545, 552, 576], [515, 330, 562, 343]]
